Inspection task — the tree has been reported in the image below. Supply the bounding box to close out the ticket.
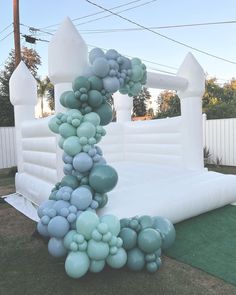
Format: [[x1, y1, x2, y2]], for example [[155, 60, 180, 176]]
[[0, 47, 41, 126], [37, 77, 54, 116], [157, 90, 180, 118], [132, 87, 151, 117]]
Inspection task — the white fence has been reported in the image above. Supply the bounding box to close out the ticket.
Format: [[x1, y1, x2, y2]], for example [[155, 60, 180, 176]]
[[0, 118, 236, 169], [0, 127, 16, 169], [204, 118, 236, 166]]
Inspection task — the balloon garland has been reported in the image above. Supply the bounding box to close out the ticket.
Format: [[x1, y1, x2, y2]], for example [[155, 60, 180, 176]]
[[37, 47, 176, 278]]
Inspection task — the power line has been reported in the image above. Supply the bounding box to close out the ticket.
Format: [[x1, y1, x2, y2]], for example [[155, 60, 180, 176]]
[[73, 0, 157, 28], [85, 0, 236, 66], [76, 19, 236, 34], [0, 31, 13, 42], [40, 0, 145, 30], [0, 23, 13, 35]]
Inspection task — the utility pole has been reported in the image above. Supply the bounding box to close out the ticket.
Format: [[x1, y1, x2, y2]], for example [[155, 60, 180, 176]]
[[13, 0, 21, 68]]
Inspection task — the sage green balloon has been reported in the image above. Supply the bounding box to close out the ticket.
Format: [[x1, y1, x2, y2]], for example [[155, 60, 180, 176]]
[[89, 259, 105, 273], [65, 251, 90, 279], [88, 90, 103, 107], [63, 230, 77, 249], [94, 102, 113, 126], [48, 116, 60, 134], [127, 248, 145, 271], [88, 76, 103, 91], [106, 248, 127, 269], [139, 215, 153, 229], [61, 175, 79, 189], [60, 91, 70, 107], [152, 216, 176, 250], [72, 76, 90, 92], [76, 211, 99, 239], [119, 228, 137, 250], [146, 261, 158, 273], [63, 136, 82, 156], [87, 239, 109, 260], [138, 228, 162, 254], [131, 65, 143, 82], [83, 112, 100, 126], [130, 82, 142, 96], [62, 91, 81, 109], [58, 137, 65, 149], [89, 165, 118, 194], [100, 215, 120, 236], [77, 122, 96, 138], [59, 123, 76, 138]]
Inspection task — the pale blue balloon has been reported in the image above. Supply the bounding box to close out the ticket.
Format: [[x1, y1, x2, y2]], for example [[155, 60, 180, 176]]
[[92, 57, 110, 78], [37, 220, 49, 237], [106, 248, 127, 269], [70, 187, 93, 210], [53, 200, 70, 214], [89, 48, 105, 64], [37, 200, 55, 218], [73, 152, 93, 173], [48, 216, 70, 238], [105, 49, 119, 60], [65, 251, 90, 279], [103, 76, 120, 93], [62, 153, 73, 164], [48, 237, 67, 257]]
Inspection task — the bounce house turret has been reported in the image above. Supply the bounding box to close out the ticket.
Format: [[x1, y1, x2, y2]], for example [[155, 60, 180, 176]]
[[48, 17, 88, 113], [9, 61, 37, 172], [177, 52, 205, 170]]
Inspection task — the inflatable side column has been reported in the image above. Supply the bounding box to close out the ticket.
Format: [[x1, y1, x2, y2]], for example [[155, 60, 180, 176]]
[[48, 17, 88, 181], [177, 53, 205, 170], [113, 92, 133, 122], [9, 61, 37, 173]]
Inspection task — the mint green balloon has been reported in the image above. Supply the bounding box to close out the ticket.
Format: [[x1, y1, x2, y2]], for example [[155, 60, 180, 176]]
[[58, 137, 65, 149], [106, 248, 127, 269], [131, 65, 143, 82], [131, 58, 142, 66], [61, 175, 79, 189], [48, 116, 60, 134], [64, 230, 77, 249], [63, 136, 82, 156], [87, 239, 109, 260], [130, 82, 142, 96], [89, 259, 105, 273], [88, 76, 103, 91], [139, 215, 153, 229], [77, 122, 96, 138], [94, 102, 113, 126], [100, 215, 120, 236], [119, 228, 137, 250], [83, 112, 100, 126], [67, 109, 82, 118], [73, 76, 90, 92], [89, 165, 118, 194], [88, 90, 103, 108], [127, 248, 145, 271], [76, 211, 99, 239], [138, 228, 162, 254], [59, 123, 76, 138], [65, 251, 90, 279]]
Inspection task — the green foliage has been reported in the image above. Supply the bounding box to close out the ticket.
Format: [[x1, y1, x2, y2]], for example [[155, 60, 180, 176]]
[[0, 47, 41, 126], [156, 78, 236, 120], [37, 77, 54, 115], [132, 87, 151, 117]]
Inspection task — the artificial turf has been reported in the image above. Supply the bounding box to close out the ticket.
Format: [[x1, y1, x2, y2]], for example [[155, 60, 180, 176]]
[[165, 205, 236, 286]]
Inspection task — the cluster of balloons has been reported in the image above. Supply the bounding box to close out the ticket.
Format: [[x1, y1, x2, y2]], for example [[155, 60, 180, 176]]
[[36, 46, 175, 279], [119, 215, 176, 273], [64, 211, 127, 278]]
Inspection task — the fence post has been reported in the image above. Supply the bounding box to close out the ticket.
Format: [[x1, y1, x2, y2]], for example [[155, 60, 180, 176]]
[[177, 52, 205, 170], [113, 92, 133, 122], [9, 61, 37, 172], [48, 17, 88, 181]]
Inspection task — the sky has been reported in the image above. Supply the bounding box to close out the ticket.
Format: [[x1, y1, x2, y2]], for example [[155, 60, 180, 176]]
[[1, 0, 236, 86]]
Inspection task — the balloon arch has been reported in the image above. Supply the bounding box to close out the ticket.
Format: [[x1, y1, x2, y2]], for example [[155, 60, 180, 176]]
[[37, 47, 175, 279]]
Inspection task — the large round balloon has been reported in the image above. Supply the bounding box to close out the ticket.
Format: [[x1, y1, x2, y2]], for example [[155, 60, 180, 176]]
[[48, 216, 70, 238], [92, 57, 110, 78], [119, 228, 137, 250], [100, 215, 120, 236], [70, 187, 93, 210], [63, 136, 82, 157], [94, 102, 113, 126], [89, 165, 118, 194], [127, 248, 145, 271], [87, 240, 109, 260], [138, 228, 162, 254], [106, 248, 127, 269], [152, 216, 176, 250], [48, 237, 67, 257], [73, 152, 93, 173], [65, 251, 90, 279], [76, 211, 99, 239], [89, 259, 105, 273]]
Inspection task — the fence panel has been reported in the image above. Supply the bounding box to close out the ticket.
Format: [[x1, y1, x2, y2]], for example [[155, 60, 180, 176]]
[[0, 127, 16, 169], [205, 118, 236, 166]]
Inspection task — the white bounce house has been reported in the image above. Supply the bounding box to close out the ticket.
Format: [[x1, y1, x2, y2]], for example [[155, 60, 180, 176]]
[[6, 18, 236, 223]]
